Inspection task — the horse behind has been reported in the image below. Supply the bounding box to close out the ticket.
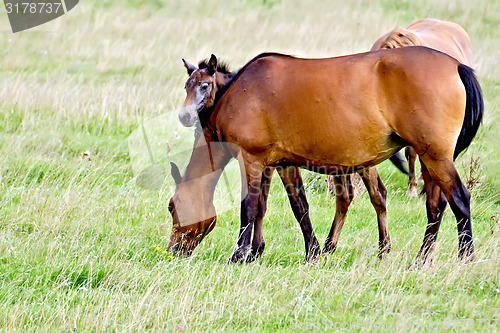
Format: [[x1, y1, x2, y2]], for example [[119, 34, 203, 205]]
[[371, 18, 473, 65]]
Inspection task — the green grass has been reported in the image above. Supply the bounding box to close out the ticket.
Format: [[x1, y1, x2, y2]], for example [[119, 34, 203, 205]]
[[0, 0, 498, 331]]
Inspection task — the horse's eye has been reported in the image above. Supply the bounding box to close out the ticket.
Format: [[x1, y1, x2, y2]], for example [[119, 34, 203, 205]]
[[201, 83, 209, 90]]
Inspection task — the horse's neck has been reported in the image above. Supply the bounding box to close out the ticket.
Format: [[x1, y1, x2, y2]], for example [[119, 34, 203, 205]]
[[215, 72, 236, 89], [195, 70, 237, 164], [184, 130, 231, 196], [201, 71, 237, 131]]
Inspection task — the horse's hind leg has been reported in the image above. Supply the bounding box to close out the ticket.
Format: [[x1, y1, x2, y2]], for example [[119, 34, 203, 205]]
[[417, 156, 474, 263], [247, 167, 274, 262], [324, 175, 354, 254], [359, 167, 390, 258], [405, 147, 418, 197], [277, 166, 321, 262], [413, 162, 448, 266]]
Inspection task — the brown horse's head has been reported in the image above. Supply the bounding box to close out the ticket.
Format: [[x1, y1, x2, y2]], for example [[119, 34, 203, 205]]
[[179, 55, 233, 127], [166, 162, 218, 256]]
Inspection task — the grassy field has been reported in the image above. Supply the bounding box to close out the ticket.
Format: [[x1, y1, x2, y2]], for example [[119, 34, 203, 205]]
[[0, 0, 498, 331]]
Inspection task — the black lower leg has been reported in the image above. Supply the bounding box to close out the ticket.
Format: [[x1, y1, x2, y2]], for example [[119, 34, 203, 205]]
[[296, 182, 321, 260], [279, 167, 320, 261], [247, 168, 273, 263], [415, 163, 447, 265], [229, 190, 259, 263], [448, 180, 474, 260]]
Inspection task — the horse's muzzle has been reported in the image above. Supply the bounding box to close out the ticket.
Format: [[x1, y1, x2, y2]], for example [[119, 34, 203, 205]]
[[167, 241, 194, 257], [179, 105, 198, 127]]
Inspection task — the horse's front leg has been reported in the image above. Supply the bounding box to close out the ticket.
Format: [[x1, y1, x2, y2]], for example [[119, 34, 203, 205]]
[[358, 167, 391, 258], [247, 167, 274, 262], [323, 174, 354, 254], [228, 157, 265, 263], [277, 167, 321, 262]]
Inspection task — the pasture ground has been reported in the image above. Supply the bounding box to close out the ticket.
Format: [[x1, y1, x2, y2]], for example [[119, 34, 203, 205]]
[[0, 0, 498, 331]]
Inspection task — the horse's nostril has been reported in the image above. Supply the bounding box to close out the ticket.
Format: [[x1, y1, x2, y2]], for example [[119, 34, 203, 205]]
[[180, 113, 191, 125]]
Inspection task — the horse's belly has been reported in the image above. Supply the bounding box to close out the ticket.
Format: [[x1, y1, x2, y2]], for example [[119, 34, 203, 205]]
[[268, 131, 404, 170], [267, 106, 401, 167]]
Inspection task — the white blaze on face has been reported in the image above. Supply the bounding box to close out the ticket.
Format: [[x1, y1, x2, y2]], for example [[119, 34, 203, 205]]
[[179, 71, 214, 127]]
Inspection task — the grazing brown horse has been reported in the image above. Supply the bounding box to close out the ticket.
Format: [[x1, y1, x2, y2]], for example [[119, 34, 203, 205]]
[[175, 55, 390, 261], [169, 47, 483, 265], [371, 18, 474, 196]]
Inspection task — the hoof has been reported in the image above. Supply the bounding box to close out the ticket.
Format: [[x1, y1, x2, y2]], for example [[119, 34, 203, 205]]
[[408, 257, 432, 270], [305, 244, 321, 262], [246, 244, 265, 263], [377, 242, 391, 259], [322, 241, 337, 255], [458, 249, 475, 264], [407, 186, 418, 197], [410, 248, 434, 270], [228, 246, 250, 264]]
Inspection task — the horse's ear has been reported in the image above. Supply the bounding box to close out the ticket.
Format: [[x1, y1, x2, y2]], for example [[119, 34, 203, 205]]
[[170, 162, 182, 186], [182, 59, 197, 75], [207, 54, 217, 75]]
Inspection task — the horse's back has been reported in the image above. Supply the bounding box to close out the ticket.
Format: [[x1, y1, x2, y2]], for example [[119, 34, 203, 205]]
[[215, 48, 465, 166], [215, 53, 387, 162], [372, 18, 473, 66], [217, 53, 383, 133], [408, 19, 473, 65]]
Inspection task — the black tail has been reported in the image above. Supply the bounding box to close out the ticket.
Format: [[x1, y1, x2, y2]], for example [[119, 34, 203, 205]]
[[454, 64, 484, 160], [389, 152, 409, 175]]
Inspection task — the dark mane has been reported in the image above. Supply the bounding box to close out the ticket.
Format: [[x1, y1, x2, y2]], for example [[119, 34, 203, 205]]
[[198, 58, 232, 74], [199, 52, 295, 132]]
